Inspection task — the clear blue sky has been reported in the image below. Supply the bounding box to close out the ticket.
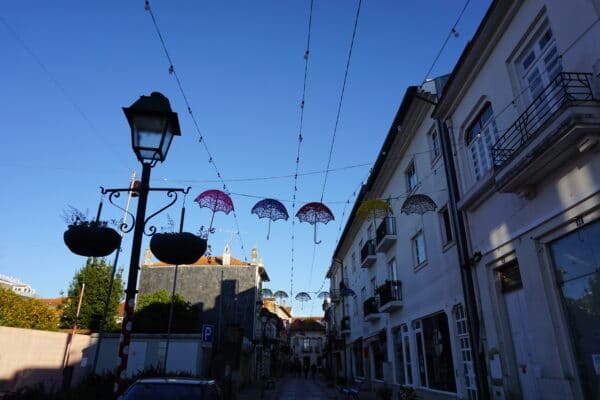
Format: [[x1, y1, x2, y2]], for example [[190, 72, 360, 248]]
[[0, 0, 490, 316]]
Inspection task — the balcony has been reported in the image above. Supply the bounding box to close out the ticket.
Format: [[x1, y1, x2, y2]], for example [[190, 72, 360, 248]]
[[377, 280, 403, 313], [363, 296, 382, 322], [341, 316, 351, 334], [360, 240, 377, 268], [375, 217, 397, 252], [491, 72, 600, 194]]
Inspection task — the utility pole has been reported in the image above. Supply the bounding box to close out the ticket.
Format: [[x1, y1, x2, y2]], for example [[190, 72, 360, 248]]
[[62, 283, 85, 391]]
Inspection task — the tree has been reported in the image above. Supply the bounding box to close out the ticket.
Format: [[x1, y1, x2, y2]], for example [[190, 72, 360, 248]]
[[60, 257, 124, 331], [0, 289, 59, 330], [134, 289, 200, 333]]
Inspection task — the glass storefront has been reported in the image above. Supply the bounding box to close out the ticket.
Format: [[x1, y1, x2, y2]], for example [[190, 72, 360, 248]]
[[550, 220, 600, 400]]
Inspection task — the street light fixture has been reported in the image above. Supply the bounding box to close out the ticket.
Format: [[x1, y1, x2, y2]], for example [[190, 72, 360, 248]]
[[112, 92, 183, 398]]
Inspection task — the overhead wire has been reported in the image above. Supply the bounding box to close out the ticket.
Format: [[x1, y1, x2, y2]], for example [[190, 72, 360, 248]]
[[320, 0, 363, 203], [422, 0, 471, 83], [144, 0, 248, 260], [0, 17, 131, 168], [290, 0, 315, 300]]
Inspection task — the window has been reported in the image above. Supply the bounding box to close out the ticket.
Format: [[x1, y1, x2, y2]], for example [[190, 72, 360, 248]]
[[370, 278, 377, 296], [466, 103, 499, 179], [367, 224, 374, 241], [387, 258, 398, 281], [414, 313, 457, 392], [430, 128, 441, 161], [519, 25, 562, 121], [412, 231, 427, 266], [302, 337, 311, 352], [351, 252, 357, 273], [439, 206, 453, 246], [353, 295, 358, 316], [454, 305, 477, 400], [550, 221, 600, 400], [405, 161, 418, 192]]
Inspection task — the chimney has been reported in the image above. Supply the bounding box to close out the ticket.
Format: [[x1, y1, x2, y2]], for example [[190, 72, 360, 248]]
[[223, 244, 231, 266], [251, 246, 258, 265]]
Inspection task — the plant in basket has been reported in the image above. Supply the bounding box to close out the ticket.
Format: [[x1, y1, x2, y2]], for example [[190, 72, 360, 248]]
[[149, 220, 207, 265], [62, 207, 121, 257]]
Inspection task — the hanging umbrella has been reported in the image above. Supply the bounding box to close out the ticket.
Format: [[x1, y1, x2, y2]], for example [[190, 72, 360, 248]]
[[194, 189, 234, 233], [296, 202, 335, 244], [317, 291, 330, 299], [251, 198, 289, 240], [273, 290, 289, 302], [356, 199, 393, 221], [261, 288, 273, 298], [340, 287, 356, 297], [401, 194, 437, 215], [295, 292, 312, 302]]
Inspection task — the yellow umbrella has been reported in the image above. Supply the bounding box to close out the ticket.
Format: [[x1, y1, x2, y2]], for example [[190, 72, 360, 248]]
[[356, 199, 393, 221]]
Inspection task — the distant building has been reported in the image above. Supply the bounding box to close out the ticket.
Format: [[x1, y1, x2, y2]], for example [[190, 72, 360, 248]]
[[137, 245, 270, 384], [0, 274, 36, 298], [289, 317, 326, 370]]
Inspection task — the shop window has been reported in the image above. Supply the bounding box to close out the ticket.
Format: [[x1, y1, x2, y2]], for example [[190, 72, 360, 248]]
[[371, 331, 387, 380], [550, 220, 600, 400], [394, 324, 412, 385], [414, 313, 456, 392]]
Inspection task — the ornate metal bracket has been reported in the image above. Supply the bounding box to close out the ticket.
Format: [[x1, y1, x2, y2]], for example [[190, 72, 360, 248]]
[[100, 186, 191, 236]]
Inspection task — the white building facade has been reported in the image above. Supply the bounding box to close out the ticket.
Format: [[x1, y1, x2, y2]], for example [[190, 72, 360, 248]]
[[326, 80, 478, 400], [433, 1, 600, 399]]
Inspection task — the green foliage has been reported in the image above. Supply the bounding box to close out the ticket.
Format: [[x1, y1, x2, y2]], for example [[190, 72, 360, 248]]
[[0, 289, 59, 331], [398, 385, 420, 400], [134, 289, 200, 333], [60, 257, 124, 331]]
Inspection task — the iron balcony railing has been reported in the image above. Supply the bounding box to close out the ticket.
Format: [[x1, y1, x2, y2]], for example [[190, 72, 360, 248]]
[[491, 72, 596, 167], [377, 280, 402, 306], [360, 240, 376, 263], [363, 296, 379, 317], [376, 217, 397, 245]]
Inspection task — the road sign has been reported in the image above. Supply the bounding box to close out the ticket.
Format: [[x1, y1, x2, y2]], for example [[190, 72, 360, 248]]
[[202, 324, 215, 345]]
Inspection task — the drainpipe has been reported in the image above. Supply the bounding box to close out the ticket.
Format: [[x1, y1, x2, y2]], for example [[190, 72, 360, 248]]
[[436, 117, 490, 400]]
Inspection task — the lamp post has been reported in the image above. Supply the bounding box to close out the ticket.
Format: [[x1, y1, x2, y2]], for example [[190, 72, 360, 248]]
[[113, 92, 181, 398]]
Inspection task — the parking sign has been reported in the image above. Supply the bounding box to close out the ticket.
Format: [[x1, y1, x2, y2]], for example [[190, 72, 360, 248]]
[[202, 324, 215, 345]]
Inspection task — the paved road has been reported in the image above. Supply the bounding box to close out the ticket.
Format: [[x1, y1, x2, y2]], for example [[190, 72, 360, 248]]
[[236, 376, 340, 400]]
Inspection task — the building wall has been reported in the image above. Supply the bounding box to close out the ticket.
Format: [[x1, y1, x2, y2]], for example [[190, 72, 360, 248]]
[[438, 1, 600, 399], [138, 265, 259, 343], [0, 327, 92, 392], [290, 330, 325, 367]]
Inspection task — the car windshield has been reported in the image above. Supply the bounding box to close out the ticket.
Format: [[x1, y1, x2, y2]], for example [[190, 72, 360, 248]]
[[123, 382, 208, 400]]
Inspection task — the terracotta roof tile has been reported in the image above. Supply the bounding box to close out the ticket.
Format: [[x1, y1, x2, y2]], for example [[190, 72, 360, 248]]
[[150, 255, 250, 267]]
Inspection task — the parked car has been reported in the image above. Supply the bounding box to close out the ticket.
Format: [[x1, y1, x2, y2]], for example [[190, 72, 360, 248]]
[[122, 378, 223, 400]]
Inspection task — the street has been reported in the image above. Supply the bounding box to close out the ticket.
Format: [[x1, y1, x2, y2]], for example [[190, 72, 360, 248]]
[[237, 376, 341, 400]]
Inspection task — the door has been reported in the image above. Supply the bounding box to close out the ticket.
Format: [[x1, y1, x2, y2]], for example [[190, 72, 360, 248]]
[[504, 288, 538, 399]]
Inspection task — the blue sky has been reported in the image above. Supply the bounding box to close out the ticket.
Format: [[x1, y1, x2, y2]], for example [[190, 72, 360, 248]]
[[0, 0, 490, 316]]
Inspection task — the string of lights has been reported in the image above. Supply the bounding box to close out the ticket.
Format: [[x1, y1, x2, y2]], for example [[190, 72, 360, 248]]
[[320, 0, 363, 203], [422, 0, 471, 83], [290, 0, 315, 299], [144, 1, 247, 260]]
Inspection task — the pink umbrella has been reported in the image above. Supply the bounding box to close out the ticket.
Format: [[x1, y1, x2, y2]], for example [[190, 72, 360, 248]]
[[194, 189, 234, 233], [296, 202, 334, 244]]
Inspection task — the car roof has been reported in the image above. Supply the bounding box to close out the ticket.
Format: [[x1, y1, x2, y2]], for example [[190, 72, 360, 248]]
[[134, 378, 216, 385]]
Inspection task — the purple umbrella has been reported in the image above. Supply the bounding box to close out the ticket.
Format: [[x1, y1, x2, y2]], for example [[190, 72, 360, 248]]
[[194, 189, 234, 233], [251, 198, 289, 240]]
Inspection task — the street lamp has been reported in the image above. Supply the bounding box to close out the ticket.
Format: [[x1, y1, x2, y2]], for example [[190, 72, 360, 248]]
[[113, 92, 181, 398]]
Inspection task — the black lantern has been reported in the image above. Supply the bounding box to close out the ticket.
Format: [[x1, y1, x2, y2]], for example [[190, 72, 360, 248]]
[[123, 92, 181, 164]]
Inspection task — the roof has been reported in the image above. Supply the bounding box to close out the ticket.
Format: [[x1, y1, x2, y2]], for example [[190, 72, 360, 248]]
[[149, 255, 250, 267], [290, 318, 325, 332]]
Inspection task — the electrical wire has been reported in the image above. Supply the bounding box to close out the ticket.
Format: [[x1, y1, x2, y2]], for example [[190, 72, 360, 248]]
[[422, 0, 471, 83], [290, 0, 315, 299], [320, 0, 363, 202], [144, 0, 247, 260]]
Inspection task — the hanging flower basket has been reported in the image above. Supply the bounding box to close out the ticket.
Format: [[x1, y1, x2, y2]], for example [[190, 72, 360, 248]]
[[150, 232, 207, 265], [64, 223, 122, 257]]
